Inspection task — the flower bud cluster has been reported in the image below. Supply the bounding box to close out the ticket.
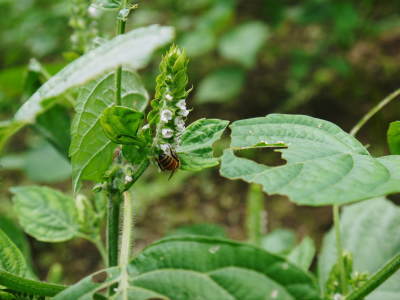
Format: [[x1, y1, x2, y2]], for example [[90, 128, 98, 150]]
[[69, 0, 100, 54], [147, 45, 191, 154]]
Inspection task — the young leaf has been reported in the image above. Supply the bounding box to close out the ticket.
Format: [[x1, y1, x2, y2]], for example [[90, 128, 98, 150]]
[[100, 106, 145, 145], [387, 121, 400, 155], [0, 228, 28, 277], [220, 114, 400, 206], [288, 237, 315, 271], [70, 71, 148, 191], [55, 236, 321, 299], [11, 186, 79, 242], [177, 118, 229, 171], [318, 198, 400, 300], [0, 25, 173, 153]]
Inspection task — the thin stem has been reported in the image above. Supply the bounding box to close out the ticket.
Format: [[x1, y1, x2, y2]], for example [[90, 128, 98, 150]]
[[107, 192, 121, 296], [350, 88, 400, 137], [0, 270, 65, 297], [119, 192, 134, 300], [123, 159, 150, 192], [333, 205, 348, 294], [93, 236, 108, 265], [246, 184, 265, 246], [114, 0, 130, 105], [346, 253, 400, 300]]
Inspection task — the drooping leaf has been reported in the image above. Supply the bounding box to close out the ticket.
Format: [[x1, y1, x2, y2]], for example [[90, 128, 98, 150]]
[[288, 237, 315, 271], [387, 121, 400, 155], [55, 236, 321, 300], [11, 186, 79, 242], [219, 21, 269, 68], [100, 106, 145, 145], [318, 198, 400, 300], [70, 71, 148, 192], [196, 66, 245, 103], [0, 25, 173, 152], [220, 114, 400, 206], [0, 228, 28, 277], [177, 118, 229, 171], [261, 229, 296, 254]]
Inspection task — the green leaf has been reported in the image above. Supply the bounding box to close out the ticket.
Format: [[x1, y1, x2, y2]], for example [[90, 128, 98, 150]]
[[261, 229, 296, 254], [0, 121, 24, 152], [387, 121, 400, 155], [11, 186, 79, 242], [0, 228, 28, 277], [179, 29, 216, 57], [196, 66, 245, 103], [219, 21, 269, 68], [220, 114, 400, 206], [100, 106, 145, 145], [70, 71, 148, 191], [177, 118, 229, 171], [318, 198, 400, 300], [288, 237, 315, 271], [55, 236, 321, 299], [167, 223, 227, 238], [0, 25, 173, 152]]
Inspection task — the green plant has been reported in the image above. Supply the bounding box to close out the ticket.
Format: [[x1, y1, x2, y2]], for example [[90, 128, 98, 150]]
[[1, 1, 400, 300]]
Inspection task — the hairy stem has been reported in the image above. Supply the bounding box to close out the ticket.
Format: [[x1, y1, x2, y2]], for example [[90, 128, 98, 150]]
[[0, 270, 65, 297], [107, 192, 121, 296], [333, 205, 348, 294], [346, 253, 400, 300], [119, 192, 134, 299], [350, 88, 400, 137], [114, 0, 130, 105]]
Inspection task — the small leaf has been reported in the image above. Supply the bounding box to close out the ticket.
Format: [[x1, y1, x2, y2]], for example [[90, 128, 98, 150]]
[[11, 186, 79, 242], [288, 237, 315, 271], [196, 66, 245, 103], [167, 223, 227, 238], [219, 21, 269, 68], [387, 121, 400, 154], [179, 29, 216, 57], [100, 106, 145, 145], [0, 228, 28, 277], [220, 114, 400, 206], [70, 71, 148, 191], [318, 198, 400, 300], [55, 236, 321, 299], [177, 118, 229, 171], [261, 229, 296, 254]]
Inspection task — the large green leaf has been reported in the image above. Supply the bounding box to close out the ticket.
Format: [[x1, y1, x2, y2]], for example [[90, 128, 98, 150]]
[[70, 71, 148, 191], [0, 25, 173, 152], [218, 21, 269, 68], [0, 228, 28, 277], [220, 114, 400, 206], [11, 186, 79, 242], [55, 236, 321, 299], [387, 121, 400, 155], [177, 118, 229, 171], [318, 198, 400, 300]]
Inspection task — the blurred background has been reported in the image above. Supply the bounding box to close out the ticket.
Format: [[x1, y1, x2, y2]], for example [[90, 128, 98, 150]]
[[1, 0, 400, 284]]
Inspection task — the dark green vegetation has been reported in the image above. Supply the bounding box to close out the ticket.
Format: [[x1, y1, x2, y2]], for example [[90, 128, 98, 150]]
[[1, 0, 400, 299]]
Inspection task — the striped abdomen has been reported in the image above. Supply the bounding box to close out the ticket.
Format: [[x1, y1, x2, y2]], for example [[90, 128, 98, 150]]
[[157, 152, 180, 171]]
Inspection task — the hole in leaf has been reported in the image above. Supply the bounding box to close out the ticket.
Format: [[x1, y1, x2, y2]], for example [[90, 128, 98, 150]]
[[235, 147, 286, 167], [91, 271, 108, 283]]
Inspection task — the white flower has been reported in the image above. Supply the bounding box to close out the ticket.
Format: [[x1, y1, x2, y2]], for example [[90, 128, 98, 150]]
[[162, 128, 174, 138], [88, 4, 101, 18], [178, 108, 189, 117], [118, 8, 130, 21], [124, 175, 133, 183], [142, 124, 150, 130], [176, 99, 186, 110], [160, 109, 173, 122], [160, 144, 170, 153], [165, 93, 173, 101], [175, 117, 185, 131]]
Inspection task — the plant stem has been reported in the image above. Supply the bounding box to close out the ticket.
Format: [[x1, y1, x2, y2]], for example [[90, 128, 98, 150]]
[[246, 184, 265, 246], [114, 0, 130, 105], [350, 88, 400, 137], [346, 253, 400, 300], [333, 204, 348, 294], [107, 193, 121, 268], [0, 270, 65, 297], [123, 159, 150, 192]]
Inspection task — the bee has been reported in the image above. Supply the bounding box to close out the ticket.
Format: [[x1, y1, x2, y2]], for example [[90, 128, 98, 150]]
[[156, 146, 180, 179]]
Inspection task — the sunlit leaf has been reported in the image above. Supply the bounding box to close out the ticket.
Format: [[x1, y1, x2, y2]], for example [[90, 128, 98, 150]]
[[11, 186, 79, 242], [0, 228, 28, 277], [220, 114, 400, 206], [387, 121, 400, 155], [318, 198, 400, 300], [55, 236, 321, 300], [177, 118, 229, 171], [69, 71, 148, 191]]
